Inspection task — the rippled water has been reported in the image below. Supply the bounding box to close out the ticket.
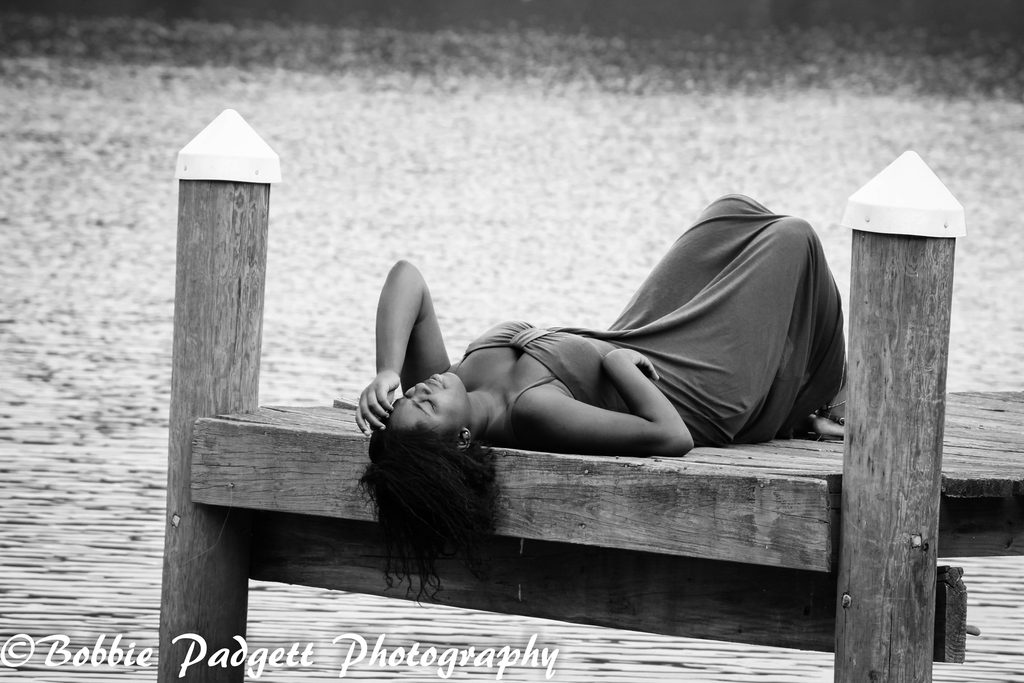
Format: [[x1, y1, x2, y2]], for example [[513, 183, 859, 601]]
[[2, 53, 1023, 681]]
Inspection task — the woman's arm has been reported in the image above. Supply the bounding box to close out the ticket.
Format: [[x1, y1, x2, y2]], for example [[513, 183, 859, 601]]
[[357, 260, 451, 433], [513, 349, 694, 457]]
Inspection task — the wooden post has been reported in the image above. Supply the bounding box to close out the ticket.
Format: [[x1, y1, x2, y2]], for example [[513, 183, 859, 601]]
[[835, 151, 966, 682], [159, 110, 280, 682], [934, 566, 968, 664]]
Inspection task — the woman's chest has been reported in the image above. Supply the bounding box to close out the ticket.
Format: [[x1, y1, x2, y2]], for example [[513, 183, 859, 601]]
[[455, 346, 566, 397]]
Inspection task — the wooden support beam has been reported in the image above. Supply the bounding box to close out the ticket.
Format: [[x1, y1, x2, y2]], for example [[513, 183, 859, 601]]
[[829, 492, 1023, 565], [251, 511, 840, 651], [934, 566, 968, 664], [158, 110, 278, 683], [248, 511, 967, 660], [939, 495, 1024, 557], [192, 409, 835, 572]]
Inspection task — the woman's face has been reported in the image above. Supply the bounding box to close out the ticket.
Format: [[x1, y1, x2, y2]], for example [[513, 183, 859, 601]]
[[387, 373, 471, 435]]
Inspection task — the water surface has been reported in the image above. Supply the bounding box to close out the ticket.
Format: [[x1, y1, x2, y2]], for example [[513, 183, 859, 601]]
[[2, 34, 1023, 681]]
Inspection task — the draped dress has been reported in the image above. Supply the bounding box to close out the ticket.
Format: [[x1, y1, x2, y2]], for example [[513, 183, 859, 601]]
[[462, 194, 847, 448]]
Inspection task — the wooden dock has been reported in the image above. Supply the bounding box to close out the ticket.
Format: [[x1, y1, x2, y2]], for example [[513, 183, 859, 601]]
[[157, 112, 1019, 682], [189, 392, 1023, 656]]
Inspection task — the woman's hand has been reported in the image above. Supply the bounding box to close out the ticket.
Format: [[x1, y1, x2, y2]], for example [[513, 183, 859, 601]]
[[605, 348, 659, 382], [357, 369, 401, 435]]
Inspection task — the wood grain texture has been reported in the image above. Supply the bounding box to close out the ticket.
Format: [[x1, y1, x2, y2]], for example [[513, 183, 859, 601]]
[[934, 566, 967, 664], [836, 230, 956, 683], [250, 511, 840, 652], [159, 180, 268, 683], [938, 495, 1024, 558], [247, 510, 963, 660], [193, 393, 1024, 567], [192, 412, 835, 571], [686, 393, 1024, 497]]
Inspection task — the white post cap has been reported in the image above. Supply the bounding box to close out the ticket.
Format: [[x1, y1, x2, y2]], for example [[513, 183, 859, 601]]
[[841, 151, 965, 238], [175, 109, 281, 184]]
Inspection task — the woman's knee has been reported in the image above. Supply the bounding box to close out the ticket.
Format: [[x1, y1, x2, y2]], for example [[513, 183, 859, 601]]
[[766, 217, 819, 254], [752, 217, 824, 279], [698, 194, 760, 222]]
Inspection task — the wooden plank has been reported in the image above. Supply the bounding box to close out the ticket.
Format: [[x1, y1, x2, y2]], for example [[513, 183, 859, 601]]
[[272, 400, 1024, 496], [331, 395, 1024, 476], [248, 511, 963, 662], [684, 444, 844, 490], [942, 428, 1024, 450], [192, 402, 1024, 567], [250, 511, 839, 652], [949, 391, 1024, 411], [934, 566, 968, 664], [956, 390, 1024, 402], [947, 394, 1024, 413], [192, 414, 835, 572], [694, 439, 1024, 500], [945, 410, 1024, 432]]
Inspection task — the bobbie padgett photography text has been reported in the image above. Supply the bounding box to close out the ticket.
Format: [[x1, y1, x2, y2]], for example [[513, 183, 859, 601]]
[[2, 632, 559, 679]]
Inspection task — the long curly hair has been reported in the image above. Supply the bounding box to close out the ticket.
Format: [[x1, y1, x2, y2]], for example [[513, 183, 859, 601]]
[[359, 425, 497, 601]]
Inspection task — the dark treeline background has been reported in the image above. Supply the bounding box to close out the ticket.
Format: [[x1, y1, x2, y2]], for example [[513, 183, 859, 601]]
[[5, 0, 1024, 36]]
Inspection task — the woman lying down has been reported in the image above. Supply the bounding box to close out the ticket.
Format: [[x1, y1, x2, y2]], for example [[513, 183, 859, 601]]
[[355, 194, 847, 598]]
